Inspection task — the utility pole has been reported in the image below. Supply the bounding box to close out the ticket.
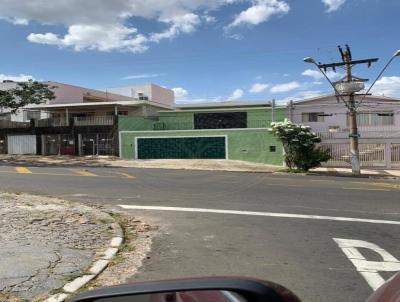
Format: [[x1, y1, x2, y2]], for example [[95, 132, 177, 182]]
[[304, 45, 379, 176], [343, 48, 361, 175]]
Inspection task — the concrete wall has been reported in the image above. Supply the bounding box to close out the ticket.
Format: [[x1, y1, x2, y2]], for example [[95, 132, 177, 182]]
[[120, 129, 283, 165], [118, 116, 156, 131], [150, 84, 175, 106], [107, 84, 175, 107], [156, 107, 287, 130]]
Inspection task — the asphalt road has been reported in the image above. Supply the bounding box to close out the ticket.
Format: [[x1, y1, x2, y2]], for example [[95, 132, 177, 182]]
[[1, 165, 400, 302]]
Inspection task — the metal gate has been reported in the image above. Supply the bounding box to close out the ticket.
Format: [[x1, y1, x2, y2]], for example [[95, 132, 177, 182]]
[[320, 143, 386, 167], [392, 144, 400, 168], [80, 133, 115, 156], [136, 136, 227, 159], [42, 134, 75, 155], [7, 135, 37, 155]]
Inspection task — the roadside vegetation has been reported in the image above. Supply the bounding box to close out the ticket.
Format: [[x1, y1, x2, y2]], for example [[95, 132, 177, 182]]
[[269, 120, 330, 172], [0, 80, 55, 112]]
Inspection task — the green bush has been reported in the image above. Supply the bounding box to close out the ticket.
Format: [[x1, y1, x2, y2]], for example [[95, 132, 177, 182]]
[[268, 120, 330, 171]]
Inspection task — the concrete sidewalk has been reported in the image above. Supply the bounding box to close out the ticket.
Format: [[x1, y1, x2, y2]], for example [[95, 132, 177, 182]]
[[1, 155, 399, 178], [0, 155, 281, 173], [310, 167, 400, 178]]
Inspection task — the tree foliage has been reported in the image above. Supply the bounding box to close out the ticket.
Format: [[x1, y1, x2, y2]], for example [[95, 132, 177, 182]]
[[0, 80, 56, 113], [269, 120, 331, 171]]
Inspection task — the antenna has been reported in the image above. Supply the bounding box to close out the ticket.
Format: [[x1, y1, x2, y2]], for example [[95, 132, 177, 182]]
[[345, 44, 352, 61], [338, 45, 345, 61]]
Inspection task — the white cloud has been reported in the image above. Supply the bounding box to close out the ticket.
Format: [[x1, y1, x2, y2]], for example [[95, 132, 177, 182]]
[[0, 17, 29, 25], [228, 0, 289, 28], [370, 76, 400, 98], [322, 0, 346, 12], [228, 88, 244, 100], [2, 1, 281, 53], [270, 81, 300, 93], [28, 24, 149, 53], [302, 69, 342, 81], [0, 74, 34, 82], [249, 83, 269, 94], [150, 13, 201, 42], [172, 87, 189, 100], [122, 73, 164, 80]]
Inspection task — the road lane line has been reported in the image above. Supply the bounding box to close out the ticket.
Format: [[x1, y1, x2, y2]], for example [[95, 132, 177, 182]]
[[334, 238, 400, 290], [114, 172, 135, 179], [266, 183, 303, 188], [71, 170, 98, 177], [343, 187, 391, 192], [352, 182, 400, 190], [15, 167, 32, 174], [118, 205, 400, 225]]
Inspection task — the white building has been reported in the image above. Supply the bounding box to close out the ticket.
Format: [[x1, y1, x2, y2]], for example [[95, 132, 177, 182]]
[[289, 94, 400, 168]]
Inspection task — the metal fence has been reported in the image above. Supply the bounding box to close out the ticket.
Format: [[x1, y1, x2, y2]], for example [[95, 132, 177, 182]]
[[392, 144, 400, 168], [320, 143, 386, 167], [35, 118, 68, 127], [74, 116, 114, 126], [0, 120, 30, 129]]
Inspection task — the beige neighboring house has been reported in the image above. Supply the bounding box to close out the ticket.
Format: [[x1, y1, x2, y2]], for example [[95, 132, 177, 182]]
[[34, 82, 173, 126], [289, 94, 400, 169], [0, 80, 174, 156]]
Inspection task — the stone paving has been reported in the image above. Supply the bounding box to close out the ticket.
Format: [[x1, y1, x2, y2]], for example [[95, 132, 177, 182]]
[[0, 193, 115, 301]]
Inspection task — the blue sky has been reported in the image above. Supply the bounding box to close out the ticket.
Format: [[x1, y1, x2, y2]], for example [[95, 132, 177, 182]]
[[0, 0, 399, 104]]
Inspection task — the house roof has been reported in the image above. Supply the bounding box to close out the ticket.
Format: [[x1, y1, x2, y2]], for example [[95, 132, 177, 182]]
[[31, 100, 172, 110], [175, 100, 273, 110], [292, 94, 400, 105]]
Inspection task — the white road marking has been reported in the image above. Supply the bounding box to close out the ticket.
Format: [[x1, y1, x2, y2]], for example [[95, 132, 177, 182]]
[[334, 238, 400, 290], [118, 205, 400, 225]]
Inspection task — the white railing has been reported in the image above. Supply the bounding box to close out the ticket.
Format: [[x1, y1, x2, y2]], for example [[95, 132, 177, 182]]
[[320, 143, 386, 167], [392, 144, 400, 168], [73, 116, 114, 126]]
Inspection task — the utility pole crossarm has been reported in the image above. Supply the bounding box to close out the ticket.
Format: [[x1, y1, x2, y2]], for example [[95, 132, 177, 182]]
[[317, 58, 379, 70]]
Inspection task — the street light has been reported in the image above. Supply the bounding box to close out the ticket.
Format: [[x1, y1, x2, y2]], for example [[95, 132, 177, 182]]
[[303, 49, 400, 175], [357, 49, 400, 107], [303, 57, 347, 104]]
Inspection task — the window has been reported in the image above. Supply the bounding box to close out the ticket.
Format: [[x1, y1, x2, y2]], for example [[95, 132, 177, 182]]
[[269, 146, 277, 152], [194, 112, 247, 129], [347, 112, 394, 126], [25, 110, 40, 120], [302, 112, 324, 123]]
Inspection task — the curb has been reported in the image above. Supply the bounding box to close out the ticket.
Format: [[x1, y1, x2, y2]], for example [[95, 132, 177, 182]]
[[306, 172, 400, 180], [43, 219, 124, 302]]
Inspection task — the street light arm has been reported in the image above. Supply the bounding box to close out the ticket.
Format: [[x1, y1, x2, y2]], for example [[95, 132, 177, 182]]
[[356, 52, 400, 108], [304, 59, 350, 109]]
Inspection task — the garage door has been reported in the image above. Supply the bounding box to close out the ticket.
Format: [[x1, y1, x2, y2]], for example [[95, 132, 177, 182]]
[[7, 135, 37, 155], [137, 136, 226, 159]]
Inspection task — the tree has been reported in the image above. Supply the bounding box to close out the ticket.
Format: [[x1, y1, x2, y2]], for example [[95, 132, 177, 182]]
[[0, 80, 56, 113], [269, 120, 330, 171]]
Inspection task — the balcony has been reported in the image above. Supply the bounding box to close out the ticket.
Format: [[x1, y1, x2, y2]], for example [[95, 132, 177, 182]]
[[73, 115, 114, 126], [35, 118, 68, 127], [317, 126, 400, 140], [0, 120, 31, 129]]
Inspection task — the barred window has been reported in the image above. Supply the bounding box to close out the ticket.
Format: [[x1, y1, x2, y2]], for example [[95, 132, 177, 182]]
[[302, 112, 324, 122], [347, 112, 394, 126]]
